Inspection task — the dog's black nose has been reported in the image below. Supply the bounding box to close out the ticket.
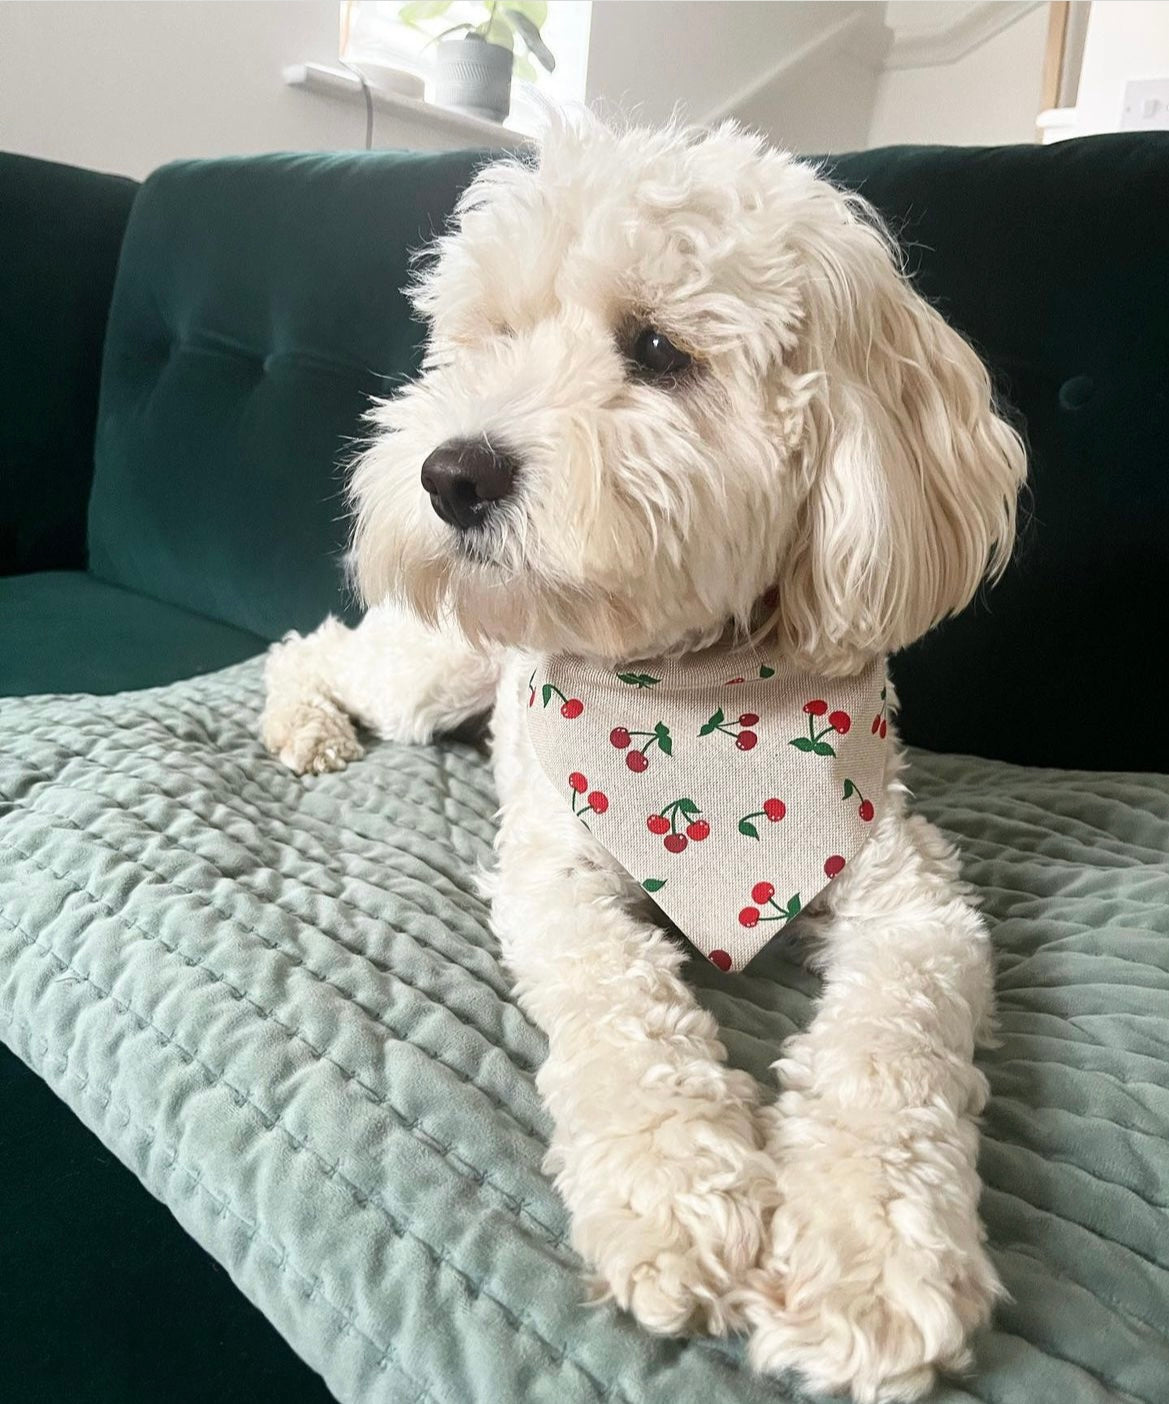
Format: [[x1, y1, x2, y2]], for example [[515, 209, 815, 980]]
[[420, 438, 517, 531]]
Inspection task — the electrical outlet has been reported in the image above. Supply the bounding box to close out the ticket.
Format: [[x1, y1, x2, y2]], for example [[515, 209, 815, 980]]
[[1121, 78, 1169, 131]]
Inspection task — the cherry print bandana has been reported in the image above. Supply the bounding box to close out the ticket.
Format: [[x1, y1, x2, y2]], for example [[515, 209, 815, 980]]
[[525, 650, 889, 971]]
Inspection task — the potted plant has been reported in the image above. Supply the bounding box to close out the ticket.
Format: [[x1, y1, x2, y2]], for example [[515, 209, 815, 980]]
[[398, 0, 556, 124]]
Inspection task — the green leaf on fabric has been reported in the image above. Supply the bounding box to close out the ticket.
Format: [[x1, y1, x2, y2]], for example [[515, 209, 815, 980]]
[[738, 819, 759, 840], [787, 894, 802, 916], [642, 878, 666, 893], [842, 780, 855, 798], [541, 684, 553, 706], [677, 798, 700, 816], [759, 664, 776, 678], [656, 729, 673, 756], [699, 708, 724, 735], [813, 741, 836, 757], [789, 737, 814, 752], [617, 671, 660, 688]]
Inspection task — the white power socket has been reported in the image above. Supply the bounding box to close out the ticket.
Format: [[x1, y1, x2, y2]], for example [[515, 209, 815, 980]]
[[1121, 77, 1169, 130]]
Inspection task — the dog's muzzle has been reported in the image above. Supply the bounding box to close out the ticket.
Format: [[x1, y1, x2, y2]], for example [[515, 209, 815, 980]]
[[420, 437, 518, 532]]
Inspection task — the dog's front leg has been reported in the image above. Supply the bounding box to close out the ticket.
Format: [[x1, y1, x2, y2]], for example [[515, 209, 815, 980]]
[[745, 806, 1001, 1403], [489, 791, 771, 1337], [262, 603, 499, 773]]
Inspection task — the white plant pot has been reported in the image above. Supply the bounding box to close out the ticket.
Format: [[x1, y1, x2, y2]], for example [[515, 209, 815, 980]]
[[434, 37, 513, 124]]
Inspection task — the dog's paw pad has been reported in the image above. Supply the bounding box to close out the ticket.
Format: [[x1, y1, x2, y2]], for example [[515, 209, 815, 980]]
[[268, 705, 363, 775]]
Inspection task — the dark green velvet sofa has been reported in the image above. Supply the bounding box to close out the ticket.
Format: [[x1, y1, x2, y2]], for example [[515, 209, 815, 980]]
[[2, 134, 1167, 1401]]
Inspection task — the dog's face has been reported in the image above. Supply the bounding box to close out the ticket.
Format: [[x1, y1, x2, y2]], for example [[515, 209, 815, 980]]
[[353, 121, 1025, 669]]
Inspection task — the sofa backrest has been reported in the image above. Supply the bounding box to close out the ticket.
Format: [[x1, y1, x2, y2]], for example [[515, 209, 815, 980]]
[[88, 135, 1168, 772], [0, 153, 138, 576], [824, 135, 1169, 771], [87, 148, 487, 641]]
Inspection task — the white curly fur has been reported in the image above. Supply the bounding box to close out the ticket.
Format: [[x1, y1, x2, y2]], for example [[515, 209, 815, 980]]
[[261, 116, 1025, 1402]]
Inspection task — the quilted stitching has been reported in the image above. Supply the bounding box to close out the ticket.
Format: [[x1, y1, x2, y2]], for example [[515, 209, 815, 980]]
[[2, 661, 1167, 1404]]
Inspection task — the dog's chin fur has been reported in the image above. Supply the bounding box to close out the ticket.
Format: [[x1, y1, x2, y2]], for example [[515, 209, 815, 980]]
[[266, 113, 1030, 1404], [351, 113, 1025, 674]]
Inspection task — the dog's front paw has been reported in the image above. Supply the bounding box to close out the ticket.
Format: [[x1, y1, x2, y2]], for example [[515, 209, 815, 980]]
[[262, 700, 364, 775], [554, 1078, 773, 1336], [743, 1110, 999, 1402]]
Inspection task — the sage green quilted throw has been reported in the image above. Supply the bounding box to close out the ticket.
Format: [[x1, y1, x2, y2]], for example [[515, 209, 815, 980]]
[[1, 660, 1167, 1403]]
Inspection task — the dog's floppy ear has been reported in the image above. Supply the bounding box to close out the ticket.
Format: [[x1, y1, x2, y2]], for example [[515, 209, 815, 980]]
[[773, 189, 1026, 670]]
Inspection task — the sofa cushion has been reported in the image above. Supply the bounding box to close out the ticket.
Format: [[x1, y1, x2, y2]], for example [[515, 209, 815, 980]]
[[0, 153, 138, 576], [87, 149, 489, 643], [823, 135, 1169, 771], [0, 1048, 334, 1403], [2, 658, 1166, 1404], [0, 572, 263, 697]]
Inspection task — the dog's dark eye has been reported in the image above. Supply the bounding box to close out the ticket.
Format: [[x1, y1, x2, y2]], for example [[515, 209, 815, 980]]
[[630, 328, 692, 378]]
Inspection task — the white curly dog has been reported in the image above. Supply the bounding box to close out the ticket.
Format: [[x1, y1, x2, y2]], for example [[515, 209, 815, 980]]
[[261, 119, 1026, 1402]]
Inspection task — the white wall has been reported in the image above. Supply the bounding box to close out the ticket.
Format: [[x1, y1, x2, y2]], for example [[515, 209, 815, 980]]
[[1064, 0, 1169, 137], [0, 0, 482, 180], [0, 0, 1064, 182], [869, 1, 1048, 147], [585, 0, 885, 153]]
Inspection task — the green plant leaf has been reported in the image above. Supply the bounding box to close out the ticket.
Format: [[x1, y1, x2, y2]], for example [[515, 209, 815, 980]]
[[617, 671, 660, 687], [541, 684, 553, 706], [842, 780, 855, 798], [398, 0, 453, 25], [642, 878, 666, 893], [738, 819, 759, 840], [677, 798, 700, 816], [813, 741, 836, 757], [483, 13, 515, 48], [787, 893, 802, 916], [505, 6, 555, 69], [789, 737, 814, 752], [505, 0, 547, 23], [657, 731, 673, 756], [759, 664, 776, 678]]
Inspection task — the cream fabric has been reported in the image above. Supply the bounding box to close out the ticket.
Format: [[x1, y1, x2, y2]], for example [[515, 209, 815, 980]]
[[526, 650, 889, 969]]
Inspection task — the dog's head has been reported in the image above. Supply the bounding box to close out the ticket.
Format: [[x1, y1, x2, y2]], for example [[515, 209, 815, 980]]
[[352, 119, 1025, 670]]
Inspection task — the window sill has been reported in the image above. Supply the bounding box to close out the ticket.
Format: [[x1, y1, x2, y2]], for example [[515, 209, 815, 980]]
[[283, 63, 529, 149]]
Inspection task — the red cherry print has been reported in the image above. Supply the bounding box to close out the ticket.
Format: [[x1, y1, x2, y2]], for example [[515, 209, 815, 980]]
[[610, 726, 631, 748], [763, 798, 786, 822], [738, 712, 759, 727], [568, 772, 588, 794], [739, 906, 760, 928], [858, 800, 875, 822], [686, 820, 710, 841], [561, 698, 584, 719], [803, 699, 828, 716], [647, 814, 670, 835], [828, 710, 851, 734], [751, 881, 775, 905], [824, 855, 846, 878], [726, 677, 745, 685], [709, 950, 733, 972], [528, 693, 535, 708], [879, 719, 888, 739], [664, 833, 688, 854], [871, 715, 881, 735], [736, 730, 758, 751], [588, 791, 609, 814], [626, 751, 649, 773]]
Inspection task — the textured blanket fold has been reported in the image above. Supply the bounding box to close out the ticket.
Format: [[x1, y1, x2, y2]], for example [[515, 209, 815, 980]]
[[2, 659, 1167, 1404]]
